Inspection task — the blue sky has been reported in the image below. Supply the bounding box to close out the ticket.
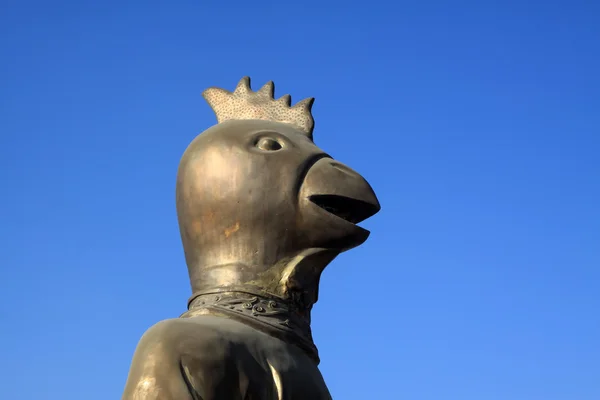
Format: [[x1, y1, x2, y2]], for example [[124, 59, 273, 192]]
[[1, 1, 599, 399]]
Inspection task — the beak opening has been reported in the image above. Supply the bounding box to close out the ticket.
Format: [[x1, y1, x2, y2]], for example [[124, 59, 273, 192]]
[[309, 194, 380, 225]]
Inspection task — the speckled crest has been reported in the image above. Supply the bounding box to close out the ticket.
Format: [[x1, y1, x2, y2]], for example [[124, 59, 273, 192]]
[[202, 76, 315, 139]]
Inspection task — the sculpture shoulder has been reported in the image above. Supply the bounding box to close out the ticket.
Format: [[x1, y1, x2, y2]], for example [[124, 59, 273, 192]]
[[123, 317, 246, 399], [134, 316, 239, 360]]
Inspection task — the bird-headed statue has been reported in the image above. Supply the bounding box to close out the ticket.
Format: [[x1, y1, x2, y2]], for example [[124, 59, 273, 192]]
[[122, 77, 381, 400]]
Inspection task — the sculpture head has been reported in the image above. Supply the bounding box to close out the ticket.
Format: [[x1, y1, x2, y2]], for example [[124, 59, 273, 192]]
[[177, 77, 380, 310]]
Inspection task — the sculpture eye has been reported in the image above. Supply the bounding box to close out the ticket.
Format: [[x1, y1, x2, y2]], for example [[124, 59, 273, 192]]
[[256, 137, 283, 151]]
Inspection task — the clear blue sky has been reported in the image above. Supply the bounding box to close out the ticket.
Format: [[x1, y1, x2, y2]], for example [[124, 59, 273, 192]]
[[1, 1, 599, 399]]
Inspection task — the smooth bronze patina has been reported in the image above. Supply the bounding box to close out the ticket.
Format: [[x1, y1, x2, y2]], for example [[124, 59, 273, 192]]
[[122, 77, 380, 399]]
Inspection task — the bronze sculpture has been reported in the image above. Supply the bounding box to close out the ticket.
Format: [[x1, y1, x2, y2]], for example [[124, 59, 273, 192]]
[[122, 77, 381, 399]]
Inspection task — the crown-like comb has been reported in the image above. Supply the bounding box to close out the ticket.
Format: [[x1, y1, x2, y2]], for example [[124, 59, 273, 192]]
[[202, 76, 315, 139]]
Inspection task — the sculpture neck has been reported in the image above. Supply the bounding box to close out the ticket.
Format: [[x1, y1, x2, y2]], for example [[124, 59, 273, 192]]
[[180, 289, 319, 364]]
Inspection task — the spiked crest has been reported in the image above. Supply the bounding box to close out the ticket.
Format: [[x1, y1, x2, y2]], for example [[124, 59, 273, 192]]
[[202, 76, 315, 139]]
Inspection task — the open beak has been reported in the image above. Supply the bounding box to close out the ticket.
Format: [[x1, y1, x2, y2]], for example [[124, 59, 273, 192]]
[[309, 195, 380, 225], [299, 157, 380, 250]]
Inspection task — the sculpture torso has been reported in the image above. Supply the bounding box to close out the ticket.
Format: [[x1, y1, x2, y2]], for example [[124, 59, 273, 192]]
[[122, 315, 331, 400]]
